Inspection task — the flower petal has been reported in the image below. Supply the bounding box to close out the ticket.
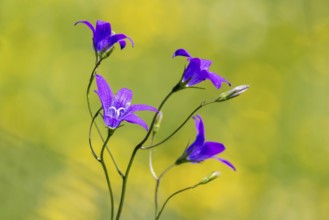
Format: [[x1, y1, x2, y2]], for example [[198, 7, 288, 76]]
[[96, 39, 111, 52], [104, 115, 121, 129], [185, 115, 205, 154], [186, 69, 209, 87], [119, 40, 126, 49], [129, 104, 157, 113], [110, 34, 134, 49], [94, 20, 112, 51], [217, 158, 236, 171], [188, 141, 225, 162], [95, 20, 112, 35], [123, 114, 149, 130], [182, 58, 201, 83], [94, 74, 113, 111], [74, 20, 95, 33], [207, 71, 231, 89], [172, 48, 192, 58], [113, 88, 133, 110], [194, 115, 205, 143], [199, 58, 212, 70]]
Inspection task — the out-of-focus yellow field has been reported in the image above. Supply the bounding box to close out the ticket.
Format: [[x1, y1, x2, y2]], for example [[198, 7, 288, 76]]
[[1, 0, 328, 219]]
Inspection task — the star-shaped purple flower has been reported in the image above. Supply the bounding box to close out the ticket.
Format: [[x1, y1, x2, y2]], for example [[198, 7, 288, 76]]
[[75, 20, 134, 53], [95, 74, 157, 130], [173, 48, 230, 89], [175, 115, 236, 171]]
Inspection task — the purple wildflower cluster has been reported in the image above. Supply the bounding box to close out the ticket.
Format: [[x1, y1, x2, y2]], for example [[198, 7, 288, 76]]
[[76, 19, 248, 220]]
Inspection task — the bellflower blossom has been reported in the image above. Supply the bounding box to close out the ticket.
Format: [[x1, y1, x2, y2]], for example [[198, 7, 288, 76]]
[[175, 115, 236, 171], [173, 48, 230, 89], [95, 74, 157, 130], [75, 20, 134, 53]]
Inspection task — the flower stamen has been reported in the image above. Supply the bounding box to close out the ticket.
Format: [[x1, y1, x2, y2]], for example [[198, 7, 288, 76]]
[[108, 107, 126, 119]]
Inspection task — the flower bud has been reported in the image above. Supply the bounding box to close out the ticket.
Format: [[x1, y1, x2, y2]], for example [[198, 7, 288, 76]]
[[216, 85, 249, 102], [152, 111, 163, 135], [199, 171, 221, 184]]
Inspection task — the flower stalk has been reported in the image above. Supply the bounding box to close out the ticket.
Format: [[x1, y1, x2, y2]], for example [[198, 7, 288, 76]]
[[99, 129, 115, 220], [155, 171, 220, 220], [154, 164, 175, 218]]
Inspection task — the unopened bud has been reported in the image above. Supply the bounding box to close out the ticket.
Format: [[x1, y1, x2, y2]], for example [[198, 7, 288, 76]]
[[152, 111, 163, 135], [199, 171, 220, 184], [216, 85, 249, 102]]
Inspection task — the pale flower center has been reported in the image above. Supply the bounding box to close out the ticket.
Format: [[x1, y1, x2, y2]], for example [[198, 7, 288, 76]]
[[107, 107, 126, 119]]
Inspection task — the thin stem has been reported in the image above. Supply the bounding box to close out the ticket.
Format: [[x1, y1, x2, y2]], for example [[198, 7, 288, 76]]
[[99, 130, 114, 220], [154, 164, 175, 218], [143, 99, 216, 150], [89, 107, 102, 161], [115, 146, 138, 220], [86, 57, 103, 100], [149, 144, 158, 179], [155, 182, 202, 220], [115, 90, 176, 220]]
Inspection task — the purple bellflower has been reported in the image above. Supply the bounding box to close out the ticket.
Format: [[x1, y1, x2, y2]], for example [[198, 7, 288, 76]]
[[175, 115, 236, 171], [173, 48, 230, 89], [95, 74, 157, 130], [75, 20, 134, 53]]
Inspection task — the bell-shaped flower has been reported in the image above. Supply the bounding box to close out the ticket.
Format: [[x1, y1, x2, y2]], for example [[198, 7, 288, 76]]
[[95, 74, 157, 130], [75, 20, 134, 53], [175, 115, 236, 171], [173, 48, 230, 89]]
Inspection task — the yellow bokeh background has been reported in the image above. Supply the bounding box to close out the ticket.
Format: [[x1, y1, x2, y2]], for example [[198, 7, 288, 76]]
[[1, 0, 328, 219]]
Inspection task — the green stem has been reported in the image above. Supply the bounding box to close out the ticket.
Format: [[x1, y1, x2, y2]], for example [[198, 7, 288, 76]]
[[99, 130, 114, 220], [115, 90, 176, 220], [143, 99, 217, 150], [86, 57, 103, 100], [89, 107, 102, 161], [155, 182, 202, 220], [149, 134, 158, 179], [149, 149, 157, 179], [154, 164, 175, 218]]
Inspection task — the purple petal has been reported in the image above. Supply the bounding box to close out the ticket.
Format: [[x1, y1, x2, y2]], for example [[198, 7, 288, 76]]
[[94, 74, 113, 111], [182, 58, 201, 83], [188, 142, 225, 162], [94, 20, 112, 51], [186, 69, 209, 87], [123, 114, 149, 130], [104, 115, 121, 129], [74, 20, 95, 33], [119, 40, 126, 49], [96, 39, 112, 52], [126, 36, 134, 47], [110, 34, 134, 49], [199, 59, 212, 70], [95, 20, 112, 35], [193, 115, 205, 141], [129, 104, 157, 113], [172, 48, 192, 58], [207, 71, 231, 89], [113, 88, 133, 110], [217, 158, 236, 171], [186, 115, 205, 153]]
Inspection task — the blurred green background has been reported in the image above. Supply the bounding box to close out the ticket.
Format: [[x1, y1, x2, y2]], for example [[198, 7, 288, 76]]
[[1, 0, 328, 219]]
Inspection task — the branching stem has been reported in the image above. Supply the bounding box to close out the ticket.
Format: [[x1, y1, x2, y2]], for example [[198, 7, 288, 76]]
[[115, 89, 176, 220], [99, 130, 114, 220], [154, 164, 175, 218]]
